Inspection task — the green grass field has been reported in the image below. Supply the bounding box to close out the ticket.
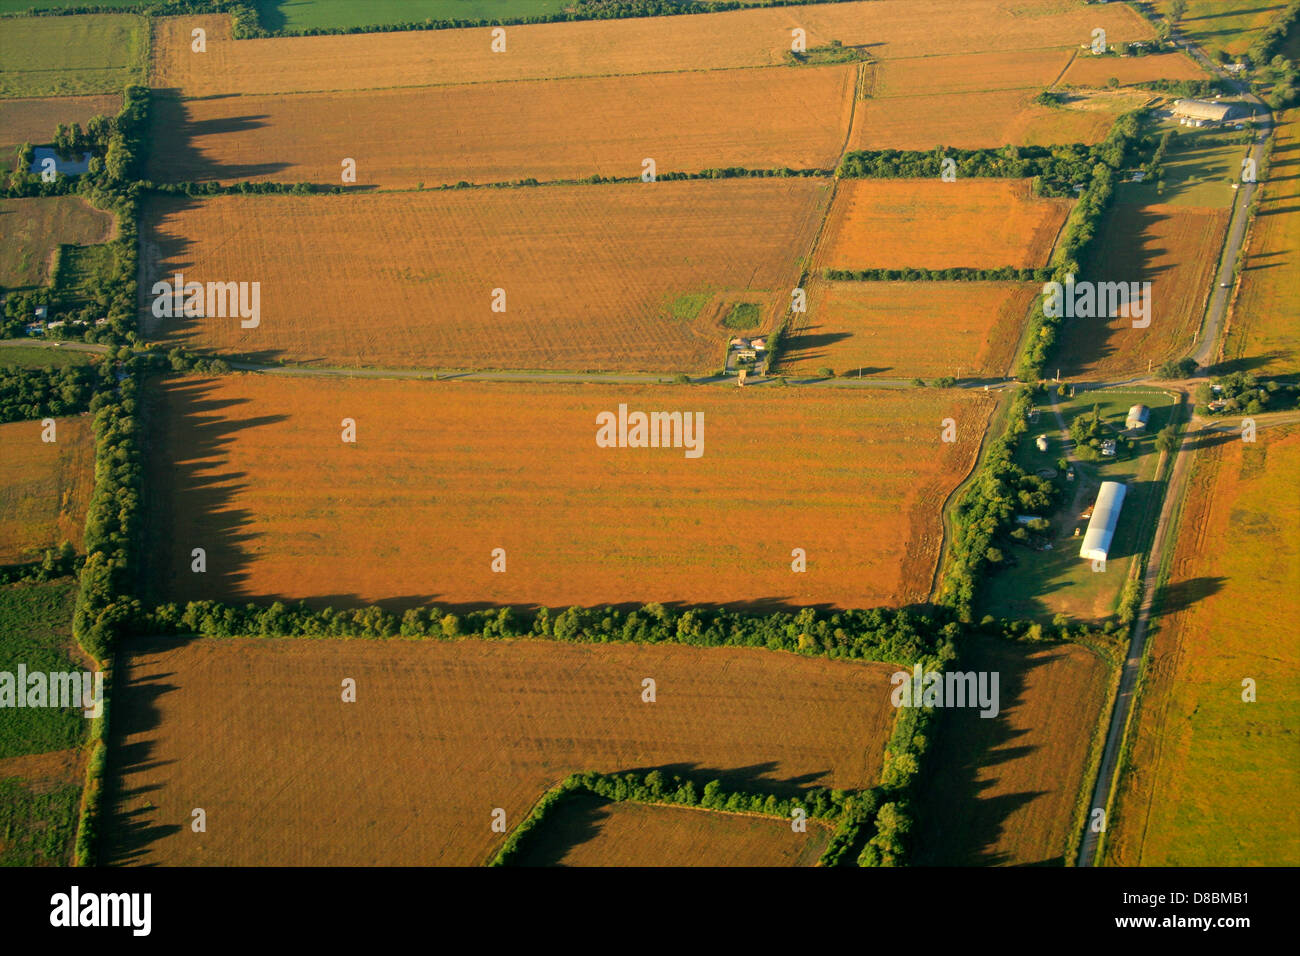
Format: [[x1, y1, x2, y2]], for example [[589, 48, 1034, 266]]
[[256, 0, 570, 31], [0, 346, 95, 369], [1157, 0, 1287, 59], [1117, 125, 1250, 209], [52, 242, 116, 307], [980, 388, 1178, 624], [0, 581, 86, 760], [0, 776, 80, 866], [0, 14, 145, 97]]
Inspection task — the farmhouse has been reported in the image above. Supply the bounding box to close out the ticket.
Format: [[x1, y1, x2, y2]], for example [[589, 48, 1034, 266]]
[[1079, 481, 1127, 562], [1172, 99, 1239, 127], [1126, 404, 1150, 431]]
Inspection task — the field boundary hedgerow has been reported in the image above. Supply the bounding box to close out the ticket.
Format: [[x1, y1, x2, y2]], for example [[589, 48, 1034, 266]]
[[0, 0, 878, 36], [492, 675, 939, 868]]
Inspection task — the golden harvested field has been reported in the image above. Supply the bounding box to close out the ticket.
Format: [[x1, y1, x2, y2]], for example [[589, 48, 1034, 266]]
[[0, 94, 121, 155], [512, 794, 832, 866], [146, 65, 857, 188], [139, 180, 829, 372], [780, 280, 1035, 379], [850, 87, 1119, 151], [914, 637, 1112, 865], [1225, 111, 1300, 375], [150, 3, 1151, 97], [873, 49, 1073, 98], [814, 179, 1071, 271], [105, 636, 900, 865], [1055, 203, 1228, 377], [1060, 51, 1207, 87], [1107, 426, 1300, 866], [0, 416, 93, 563], [139, 376, 994, 611], [0, 196, 114, 289]]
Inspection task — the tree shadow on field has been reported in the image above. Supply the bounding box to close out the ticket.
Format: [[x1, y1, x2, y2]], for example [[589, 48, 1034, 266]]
[[149, 91, 291, 184], [1207, 350, 1286, 375], [101, 635, 198, 866], [1153, 576, 1226, 619], [779, 325, 854, 367], [911, 639, 1063, 866], [1054, 205, 1177, 377], [507, 762, 833, 867], [138, 192, 323, 366], [138, 377, 288, 609]]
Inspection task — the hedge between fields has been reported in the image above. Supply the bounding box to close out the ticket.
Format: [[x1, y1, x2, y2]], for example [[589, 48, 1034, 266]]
[[826, 266, 1052, 283], [490, 769, 881, 868]]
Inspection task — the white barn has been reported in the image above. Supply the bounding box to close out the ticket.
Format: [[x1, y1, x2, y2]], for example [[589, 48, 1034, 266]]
[[1079, 481, 1127, 562]]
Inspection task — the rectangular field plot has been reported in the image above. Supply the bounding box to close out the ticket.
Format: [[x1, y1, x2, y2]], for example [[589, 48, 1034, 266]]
[[146, 64, 857, 188], [139, 376, 994, 611], [0, 196, 114, 290], [139, 180, 829, 373], [149, 3, 1151, 97], [0, 417, 93, 564], [1107, 425, 1300, 866], [0, 14, 146, 98], [105, 636, 900, 865], [1054, 203, 1228, 378], [814, 179, 1071, 272], [1060, 50, 1207, 88], [0, 94, 122, 156], [849, 87, 1119, 152], [1225, 110, 1300, 375], [913, 637, 1111, 865], [510, 794, 832, 867], [780, 280, 1036, 380]]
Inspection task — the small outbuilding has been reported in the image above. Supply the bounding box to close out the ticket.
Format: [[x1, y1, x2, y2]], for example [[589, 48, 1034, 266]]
[[1036, 434, 1050, 452], [1126, 404, 1150, 431]]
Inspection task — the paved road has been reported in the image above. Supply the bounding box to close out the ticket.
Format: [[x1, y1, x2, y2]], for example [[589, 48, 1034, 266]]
[[1075, 36, 1277, 866]]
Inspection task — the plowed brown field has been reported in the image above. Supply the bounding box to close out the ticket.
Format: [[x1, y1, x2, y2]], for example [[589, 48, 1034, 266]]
[[814, 179, 1071, 271], [781, 280, 1036, 379], [147, 65, 856, 188], [139, 376, 994, 611], [105, 636, 900, 865], [0, 416, 93, 563], [512, 794, 833, 866], [138, 180, 829, 372]]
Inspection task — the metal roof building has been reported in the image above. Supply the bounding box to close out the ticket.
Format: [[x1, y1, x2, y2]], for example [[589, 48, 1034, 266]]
[[1172, 99, 1238, 123], [1126, 404, 1150, 430], [1079, 481, 1127, 562]]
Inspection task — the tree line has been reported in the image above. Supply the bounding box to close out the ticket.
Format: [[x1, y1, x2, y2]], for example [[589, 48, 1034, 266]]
[[0, 364, 100, 423], [826, 266, 1052, 282], [837, 143, 1120, 198], [490, 769, 881, 867], [1016, 111, 1143, 382], [138, 598, 958, 666]]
